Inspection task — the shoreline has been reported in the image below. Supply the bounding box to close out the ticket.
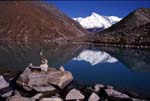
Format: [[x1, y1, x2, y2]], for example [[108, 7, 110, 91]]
[[0, 66, 149, 101]]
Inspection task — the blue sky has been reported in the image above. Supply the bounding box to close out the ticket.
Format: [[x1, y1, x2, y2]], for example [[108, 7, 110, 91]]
[[49, 0, 150, 18]]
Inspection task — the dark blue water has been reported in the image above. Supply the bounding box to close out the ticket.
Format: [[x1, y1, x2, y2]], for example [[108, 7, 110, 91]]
[[0, 41, 150, 97], [64, 49, 150, 97]]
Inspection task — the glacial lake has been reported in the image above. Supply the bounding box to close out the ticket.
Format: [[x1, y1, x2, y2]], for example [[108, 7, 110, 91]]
[[0, 41, 150, 98]]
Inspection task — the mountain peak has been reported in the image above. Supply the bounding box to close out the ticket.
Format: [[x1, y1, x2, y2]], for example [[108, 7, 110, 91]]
[[73, 12, 122, 30], [91, 12, 99, 16]]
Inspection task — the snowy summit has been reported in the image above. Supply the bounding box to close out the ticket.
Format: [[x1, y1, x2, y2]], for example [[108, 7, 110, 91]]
[[73, 12, 122, 29]]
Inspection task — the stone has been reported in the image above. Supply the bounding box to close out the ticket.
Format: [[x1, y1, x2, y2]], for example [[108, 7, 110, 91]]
[[59, 66, 65, 71], [7, 96, 35, 101], [31, 93, 43, 99], [65, 88, 85, 100], [17, 67, 73, 91], [88, 93, 100, 101], [94, 84, 104, 92], [105, 89, 130, 99], [14, 90, 21, 96], [29, 66, 41, 70], [46, 68, 73, 89], [107, 85, 114, 89], [33, 85, 56, 92], [132, 98, 147, 101], [22, 86, 33, 91], [1, 90, 13, 98], [86, 86, 94, 92], [3, 73, 10, 76], [40, 59, 48, 72], [9, 78, 14, 81], [39, 97, 63, 101], [0, 75, 9, 90]]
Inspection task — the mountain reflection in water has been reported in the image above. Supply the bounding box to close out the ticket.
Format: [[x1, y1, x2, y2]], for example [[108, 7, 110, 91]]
[[0, 41, 150, 97]]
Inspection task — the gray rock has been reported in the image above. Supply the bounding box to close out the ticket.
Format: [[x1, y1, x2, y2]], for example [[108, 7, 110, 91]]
[[105, 89, 130, 99], [7, 96, 35, 101], [9, 78, 14, 81], [40, 59, 48, 72], [3, 73, 10, 76], [86, 86, 95, 92], [107, 85, 114, 89], [94, 84, 104, 92], [39, 97, 63, 101], [132, 98, 147, 101], [65, 88, 85, 100], [31, 93, 43, 99], [33, 85, 56, 92], [29, 66, 41, 70], [17, 67, 73, 90], [1, 90, 13, 98], [14, 90, 21, 96], [0, 75, 9, 90], [59, 66, 65, 71], [88, 93, 100, 101], [22, 86, 33, 91]]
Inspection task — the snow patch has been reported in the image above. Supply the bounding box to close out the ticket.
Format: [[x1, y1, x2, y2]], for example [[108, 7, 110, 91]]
[[73, 12, 122, 29]]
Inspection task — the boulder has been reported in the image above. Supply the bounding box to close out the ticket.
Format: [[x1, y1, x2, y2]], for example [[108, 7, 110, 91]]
[[88, 93, 100, 101], [0, 75, 9, 90], [14, 90, 21, 96], [7, 96, 35, 101], [17, 67, 73, 91], [39, 97, 63, 101], [65, 88, 85, 101], [132, 98, 147, 101], [31, 93, 43, 99], [94, 84, 104, 92], [46, 68, 73, 89], [33, 85, 56, 92], [105, 89, 130, 99], [1, 90, 13, 98], [107, 85, 114, 89]]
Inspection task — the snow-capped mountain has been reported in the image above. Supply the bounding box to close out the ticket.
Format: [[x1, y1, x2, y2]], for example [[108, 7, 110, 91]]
[[73, 12, 122, 30], [73, 50, 118, 65]]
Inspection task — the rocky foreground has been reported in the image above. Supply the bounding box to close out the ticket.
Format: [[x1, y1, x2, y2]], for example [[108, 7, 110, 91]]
[[0, 65, 149, 101]]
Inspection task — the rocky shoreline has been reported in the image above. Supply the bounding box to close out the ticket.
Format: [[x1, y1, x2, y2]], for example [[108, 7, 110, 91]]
[[0, 64, 149, 101]]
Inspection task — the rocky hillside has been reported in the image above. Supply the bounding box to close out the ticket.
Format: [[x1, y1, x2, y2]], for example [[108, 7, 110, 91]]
[[0, 1, 88, 41], [95, 8, 150, 47]]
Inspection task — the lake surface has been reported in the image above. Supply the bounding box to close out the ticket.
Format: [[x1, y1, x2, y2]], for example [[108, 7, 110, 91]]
[[0, 41, 150, 98]]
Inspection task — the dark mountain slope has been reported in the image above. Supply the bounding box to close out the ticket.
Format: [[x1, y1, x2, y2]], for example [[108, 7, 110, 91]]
[[0, 1, 88, 41], [96, 8, 150, 47]]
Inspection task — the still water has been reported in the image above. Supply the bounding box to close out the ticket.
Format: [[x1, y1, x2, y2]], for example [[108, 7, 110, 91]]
[[0, 41, 150, 97]]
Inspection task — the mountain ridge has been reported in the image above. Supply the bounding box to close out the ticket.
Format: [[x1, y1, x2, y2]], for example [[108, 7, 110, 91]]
[[0, 1, 88, 42], [95, 8, 150, 47]]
